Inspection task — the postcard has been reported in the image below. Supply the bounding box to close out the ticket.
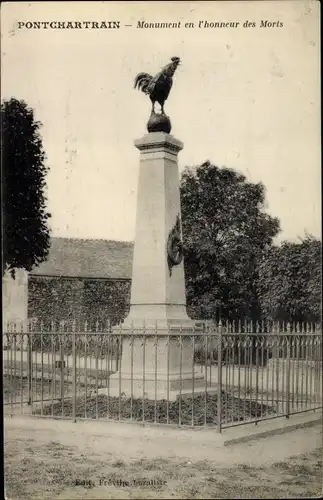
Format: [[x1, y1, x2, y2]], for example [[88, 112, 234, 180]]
[[2, 2, 321, 499]]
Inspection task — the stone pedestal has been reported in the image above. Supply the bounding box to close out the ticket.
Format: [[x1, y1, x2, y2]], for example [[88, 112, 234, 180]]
[[123, 132, 193, 328], [2, 269, 28, 324], [105, 333, 205, 401], [2, 269, 29, 350], [100, 132, 205, 400]]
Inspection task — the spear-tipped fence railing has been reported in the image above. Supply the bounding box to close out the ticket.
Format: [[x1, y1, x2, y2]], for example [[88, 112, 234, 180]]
[[3, 319, 322, 431]]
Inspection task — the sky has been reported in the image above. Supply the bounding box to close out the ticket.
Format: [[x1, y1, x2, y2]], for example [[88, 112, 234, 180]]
[[1, 1, 321, 244]]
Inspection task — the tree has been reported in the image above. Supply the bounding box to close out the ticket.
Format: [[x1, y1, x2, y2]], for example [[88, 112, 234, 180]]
[[180, 161, 280, 321], [257, 236, 321, 323], [2, 98, 51, 277]]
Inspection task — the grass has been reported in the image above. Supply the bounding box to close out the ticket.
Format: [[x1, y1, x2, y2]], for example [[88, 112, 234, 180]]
[[4, 431, 322, 499], [37, 392, 276, 425]]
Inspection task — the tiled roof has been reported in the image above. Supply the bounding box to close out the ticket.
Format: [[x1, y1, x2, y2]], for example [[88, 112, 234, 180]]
[[30, 237, 133, 279]]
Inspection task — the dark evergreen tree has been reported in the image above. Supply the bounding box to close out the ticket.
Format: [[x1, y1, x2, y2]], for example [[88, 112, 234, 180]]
[[2, 98, 50, 277]]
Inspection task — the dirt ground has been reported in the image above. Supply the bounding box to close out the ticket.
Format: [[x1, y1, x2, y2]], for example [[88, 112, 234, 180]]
[[4, 416, 322, 499]]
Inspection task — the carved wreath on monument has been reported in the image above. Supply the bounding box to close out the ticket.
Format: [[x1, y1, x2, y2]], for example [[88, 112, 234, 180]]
[[167, 214, 183, 276]]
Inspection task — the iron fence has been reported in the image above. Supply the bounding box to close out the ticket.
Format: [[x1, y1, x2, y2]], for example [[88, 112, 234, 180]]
[[3, 319, 322, 432]]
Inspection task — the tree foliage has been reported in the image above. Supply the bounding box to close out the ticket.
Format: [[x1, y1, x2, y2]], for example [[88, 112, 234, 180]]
[[257, 236, 321, 322], [2, 98, 50, 276], [28, 277, 131, 327], [180, 161, 280, 321]]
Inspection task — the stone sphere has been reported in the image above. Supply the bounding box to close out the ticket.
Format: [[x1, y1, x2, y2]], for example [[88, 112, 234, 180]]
[[147, 112, 172, 134]]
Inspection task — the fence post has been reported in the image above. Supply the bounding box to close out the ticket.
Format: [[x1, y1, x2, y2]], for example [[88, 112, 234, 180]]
[[72, 320, 77, 423], [60, 320, 65, 403], [217, 319, 223, 433], [285, 323, 291, 419], [27, 320, 32, 406]]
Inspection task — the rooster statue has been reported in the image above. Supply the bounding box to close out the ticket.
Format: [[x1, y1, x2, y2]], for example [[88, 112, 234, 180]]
[[134, 57, 181, 116]]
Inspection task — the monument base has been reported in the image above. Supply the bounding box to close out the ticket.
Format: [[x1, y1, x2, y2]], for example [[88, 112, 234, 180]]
[[97, 328, 206, 401], [121, 307, 198, 329], [99, 131, 206, 402], [97, 371, 205, 401]]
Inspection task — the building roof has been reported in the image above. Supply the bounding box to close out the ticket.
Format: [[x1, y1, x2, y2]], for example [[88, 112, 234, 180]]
[[30, 237, 133, 279]]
